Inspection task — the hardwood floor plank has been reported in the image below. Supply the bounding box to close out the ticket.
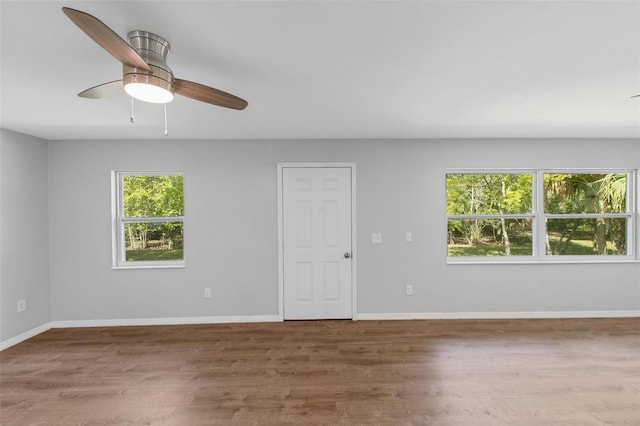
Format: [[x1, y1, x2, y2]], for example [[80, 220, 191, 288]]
[[1, 318, 638, 425]]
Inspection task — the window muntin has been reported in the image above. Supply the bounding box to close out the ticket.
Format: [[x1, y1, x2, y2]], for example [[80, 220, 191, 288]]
[[113, 172, 184, 268], [447, 170, 636, 262]]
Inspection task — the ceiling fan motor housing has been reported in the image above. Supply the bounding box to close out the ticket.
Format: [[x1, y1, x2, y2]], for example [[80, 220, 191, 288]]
[[123, 31, 175, 95]]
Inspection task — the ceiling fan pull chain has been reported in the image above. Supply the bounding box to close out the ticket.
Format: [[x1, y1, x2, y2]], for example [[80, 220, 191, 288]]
[[164, 103, 168, 136], [130, 96, 135, 124]]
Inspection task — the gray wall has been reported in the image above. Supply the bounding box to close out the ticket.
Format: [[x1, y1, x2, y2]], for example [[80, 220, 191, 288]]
[[46, 138, 640, 321], [0, 129, 51, 341]]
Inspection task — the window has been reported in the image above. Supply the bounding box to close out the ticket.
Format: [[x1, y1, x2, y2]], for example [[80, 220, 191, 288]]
[[447, 170, 636, 262], [447, 172, 535, 257], [112, 171, 184, 268], [544, 173, 629, 256]]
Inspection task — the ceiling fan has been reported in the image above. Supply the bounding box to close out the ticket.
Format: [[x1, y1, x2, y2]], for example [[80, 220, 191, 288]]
[[62, 7, 248, 110]]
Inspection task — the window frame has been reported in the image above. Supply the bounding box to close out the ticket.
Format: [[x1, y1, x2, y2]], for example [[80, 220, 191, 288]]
[[111, 170, 185, 269], [447, 168, 638, 264]]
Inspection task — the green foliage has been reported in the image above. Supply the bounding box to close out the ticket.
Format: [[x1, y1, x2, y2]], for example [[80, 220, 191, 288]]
[[447, 172, 628, 256], [446, 173, 532, 250], [122, 175, 184, 257], [446, 173, 532, 215], [123, 175, 184, 217], [544, 173, 626, 214], [544, 174, 626, 255], [447, 218, 532, 252]]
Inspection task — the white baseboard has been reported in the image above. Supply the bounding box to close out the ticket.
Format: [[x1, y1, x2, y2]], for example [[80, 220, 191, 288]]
[[49, 314, 281, 329], [358, 310, 640, 320], [0, 323, 52, 351]]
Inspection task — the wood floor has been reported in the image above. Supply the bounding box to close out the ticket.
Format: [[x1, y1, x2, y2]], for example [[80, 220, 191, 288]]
[[1, 318, 638, 425]]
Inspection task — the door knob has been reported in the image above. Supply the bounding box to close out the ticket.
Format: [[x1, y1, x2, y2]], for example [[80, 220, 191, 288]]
[[344, 252, 351, 259]]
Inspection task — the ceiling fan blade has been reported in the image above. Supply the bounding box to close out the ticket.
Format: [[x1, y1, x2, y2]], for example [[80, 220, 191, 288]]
[[632, 95, 640, 98], [78, 80, 124, 99], [174, 79, 248, 110], [62, 7, 151, 72]]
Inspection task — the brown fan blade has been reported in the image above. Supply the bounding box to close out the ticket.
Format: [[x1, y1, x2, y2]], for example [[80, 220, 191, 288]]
[[78, 80, 124, 99], [174, 79, 248, 110], [62, 7, 151, 72]]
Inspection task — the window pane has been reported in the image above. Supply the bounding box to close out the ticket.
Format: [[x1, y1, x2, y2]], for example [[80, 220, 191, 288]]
[[448, 219, 533, 256], [446, 174, 532, 214], [123, 175, 184, 217], [544, 173, 626, 214], [546, 218, 627, 255], [124, 222, 184, 261]]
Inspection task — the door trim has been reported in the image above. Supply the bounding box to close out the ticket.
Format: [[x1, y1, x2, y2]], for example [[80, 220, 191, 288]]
[[277, 163, 357, 321]]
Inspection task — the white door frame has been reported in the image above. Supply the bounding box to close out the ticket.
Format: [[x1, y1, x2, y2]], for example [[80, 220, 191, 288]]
[[277, 162, 357, 321]]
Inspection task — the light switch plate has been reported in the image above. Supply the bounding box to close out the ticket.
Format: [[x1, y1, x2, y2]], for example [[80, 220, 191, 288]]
[[371, 233, 382, 243]]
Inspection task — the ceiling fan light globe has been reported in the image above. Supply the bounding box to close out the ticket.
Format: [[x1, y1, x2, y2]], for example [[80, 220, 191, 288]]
[[125, 82, 174, 104]]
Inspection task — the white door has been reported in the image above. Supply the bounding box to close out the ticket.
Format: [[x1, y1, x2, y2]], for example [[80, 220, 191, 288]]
[[282, 167, 353, 319]]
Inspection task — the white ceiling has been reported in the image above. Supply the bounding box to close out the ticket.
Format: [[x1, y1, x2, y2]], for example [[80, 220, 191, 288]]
[[1, 0, 639, 140]]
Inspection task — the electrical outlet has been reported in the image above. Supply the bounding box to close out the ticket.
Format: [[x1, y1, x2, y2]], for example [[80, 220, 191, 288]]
[[17, 299, 26, 313], [405, 285, 413, 296], [204, 288, 212, 299], [405, 232, 412, 242], [371, 233, 382, 243]]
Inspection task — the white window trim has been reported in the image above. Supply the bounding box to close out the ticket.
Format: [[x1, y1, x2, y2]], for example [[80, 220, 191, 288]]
[[447, 169, 638, 264], [111, 170, 185, 270]]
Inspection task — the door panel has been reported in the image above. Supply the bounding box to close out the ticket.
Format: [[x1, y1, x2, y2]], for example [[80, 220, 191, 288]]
[[283, 167, 352, 319]]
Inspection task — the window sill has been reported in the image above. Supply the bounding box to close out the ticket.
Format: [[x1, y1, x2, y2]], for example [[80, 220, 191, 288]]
[[447, 258, 640, 265], [112, 263, 186, 270]]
